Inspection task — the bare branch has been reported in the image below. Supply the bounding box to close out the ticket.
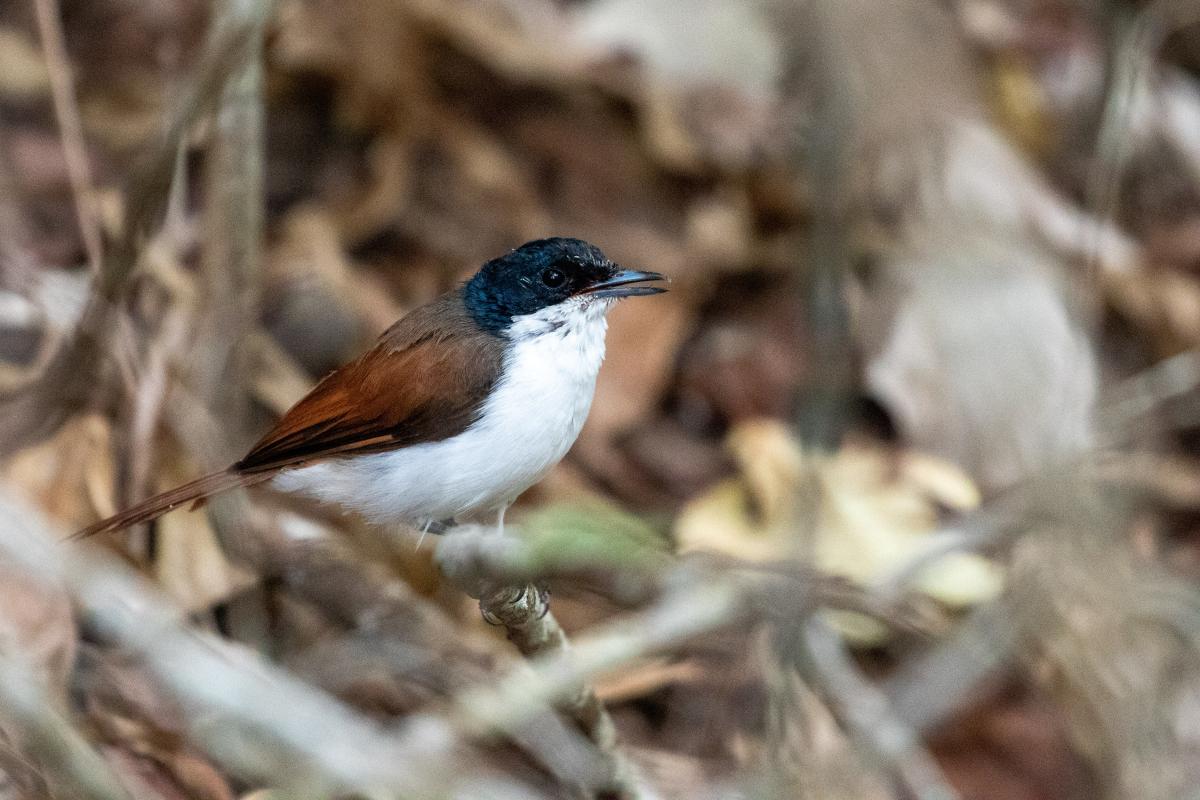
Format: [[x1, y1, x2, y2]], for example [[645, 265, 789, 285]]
[[482, 590, 648, 799]]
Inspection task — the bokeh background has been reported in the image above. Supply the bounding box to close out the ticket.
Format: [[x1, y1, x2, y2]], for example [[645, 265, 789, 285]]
[[2, 0, 1200, 798]]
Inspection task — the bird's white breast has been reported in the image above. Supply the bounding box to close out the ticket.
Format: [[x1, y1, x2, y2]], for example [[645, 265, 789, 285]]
[[271, 299, 610, 527]]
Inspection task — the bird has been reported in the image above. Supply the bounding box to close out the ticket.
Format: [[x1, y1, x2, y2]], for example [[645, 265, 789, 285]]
[[75, 237, 666, 538]]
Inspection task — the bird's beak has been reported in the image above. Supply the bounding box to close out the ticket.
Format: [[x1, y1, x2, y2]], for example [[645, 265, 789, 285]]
[[580, 269, 668, 299]]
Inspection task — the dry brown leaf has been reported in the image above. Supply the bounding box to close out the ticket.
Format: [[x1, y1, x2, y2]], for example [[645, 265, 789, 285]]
[[154, 508, 257, 613], [2, 413, 115, 529]]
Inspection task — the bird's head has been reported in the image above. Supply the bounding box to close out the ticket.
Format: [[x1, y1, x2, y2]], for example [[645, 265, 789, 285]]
[[464, 238, 666, 335]]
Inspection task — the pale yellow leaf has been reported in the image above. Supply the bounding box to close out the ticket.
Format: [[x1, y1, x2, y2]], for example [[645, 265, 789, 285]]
[[677, 419, 1002, 644]]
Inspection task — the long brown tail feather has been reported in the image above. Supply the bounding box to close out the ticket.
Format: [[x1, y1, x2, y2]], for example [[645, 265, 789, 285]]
[[72, 469, 270, 539]]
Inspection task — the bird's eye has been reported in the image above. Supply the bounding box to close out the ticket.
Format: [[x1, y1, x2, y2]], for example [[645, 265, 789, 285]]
[[541, 268, 566, 288]]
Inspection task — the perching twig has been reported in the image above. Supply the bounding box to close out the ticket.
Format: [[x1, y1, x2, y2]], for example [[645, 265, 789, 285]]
[[438, 526, 648, 799], [433, 529, 891, 797], [447, 574, 746, 737], [478, 582, 646, 799]]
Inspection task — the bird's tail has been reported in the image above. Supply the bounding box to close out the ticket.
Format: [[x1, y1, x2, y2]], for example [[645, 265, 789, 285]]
[[71, 468, 268, 539]]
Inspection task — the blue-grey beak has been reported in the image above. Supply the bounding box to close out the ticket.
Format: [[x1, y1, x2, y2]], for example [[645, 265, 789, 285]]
[[581, 269, 668, 299]]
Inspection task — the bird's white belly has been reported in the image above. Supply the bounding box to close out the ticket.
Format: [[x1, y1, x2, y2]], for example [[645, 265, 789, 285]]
[[272, 301, 608, 527]]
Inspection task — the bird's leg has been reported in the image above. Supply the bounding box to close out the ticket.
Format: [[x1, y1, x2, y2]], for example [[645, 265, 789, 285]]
[[414, 517, 434, 549], [414, 518, 452, 548], [472, 506, 553, 626]]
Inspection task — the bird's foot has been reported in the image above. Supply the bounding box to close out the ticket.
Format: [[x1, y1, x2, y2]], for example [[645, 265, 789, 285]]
[[479, 582, 551, 625]]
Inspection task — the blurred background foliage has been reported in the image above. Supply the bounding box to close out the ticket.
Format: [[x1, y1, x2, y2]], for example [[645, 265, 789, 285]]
[[2, 0, 1200, 798]]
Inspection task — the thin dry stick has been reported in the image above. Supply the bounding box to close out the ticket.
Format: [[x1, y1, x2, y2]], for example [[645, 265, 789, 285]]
[[31, 0, 103, 276], [114, 148, 194, 517], [480, 585, 614, 737], [422, 527, 652, 797], [193, 0, 267, 452], [477, 583, 646, 799], [0, 652, 133, 800], [884, 603, 1017, 734], [803, 620, 961, 800], [1098, 349, 1200, 441], [121, 305, 192, 514]]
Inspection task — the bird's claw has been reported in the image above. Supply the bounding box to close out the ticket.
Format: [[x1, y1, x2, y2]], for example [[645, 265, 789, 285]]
[[478, 582, 551, 625]]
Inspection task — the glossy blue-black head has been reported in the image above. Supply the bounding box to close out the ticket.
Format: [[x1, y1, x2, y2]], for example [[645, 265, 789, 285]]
[[464, 237, 666, 333]]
